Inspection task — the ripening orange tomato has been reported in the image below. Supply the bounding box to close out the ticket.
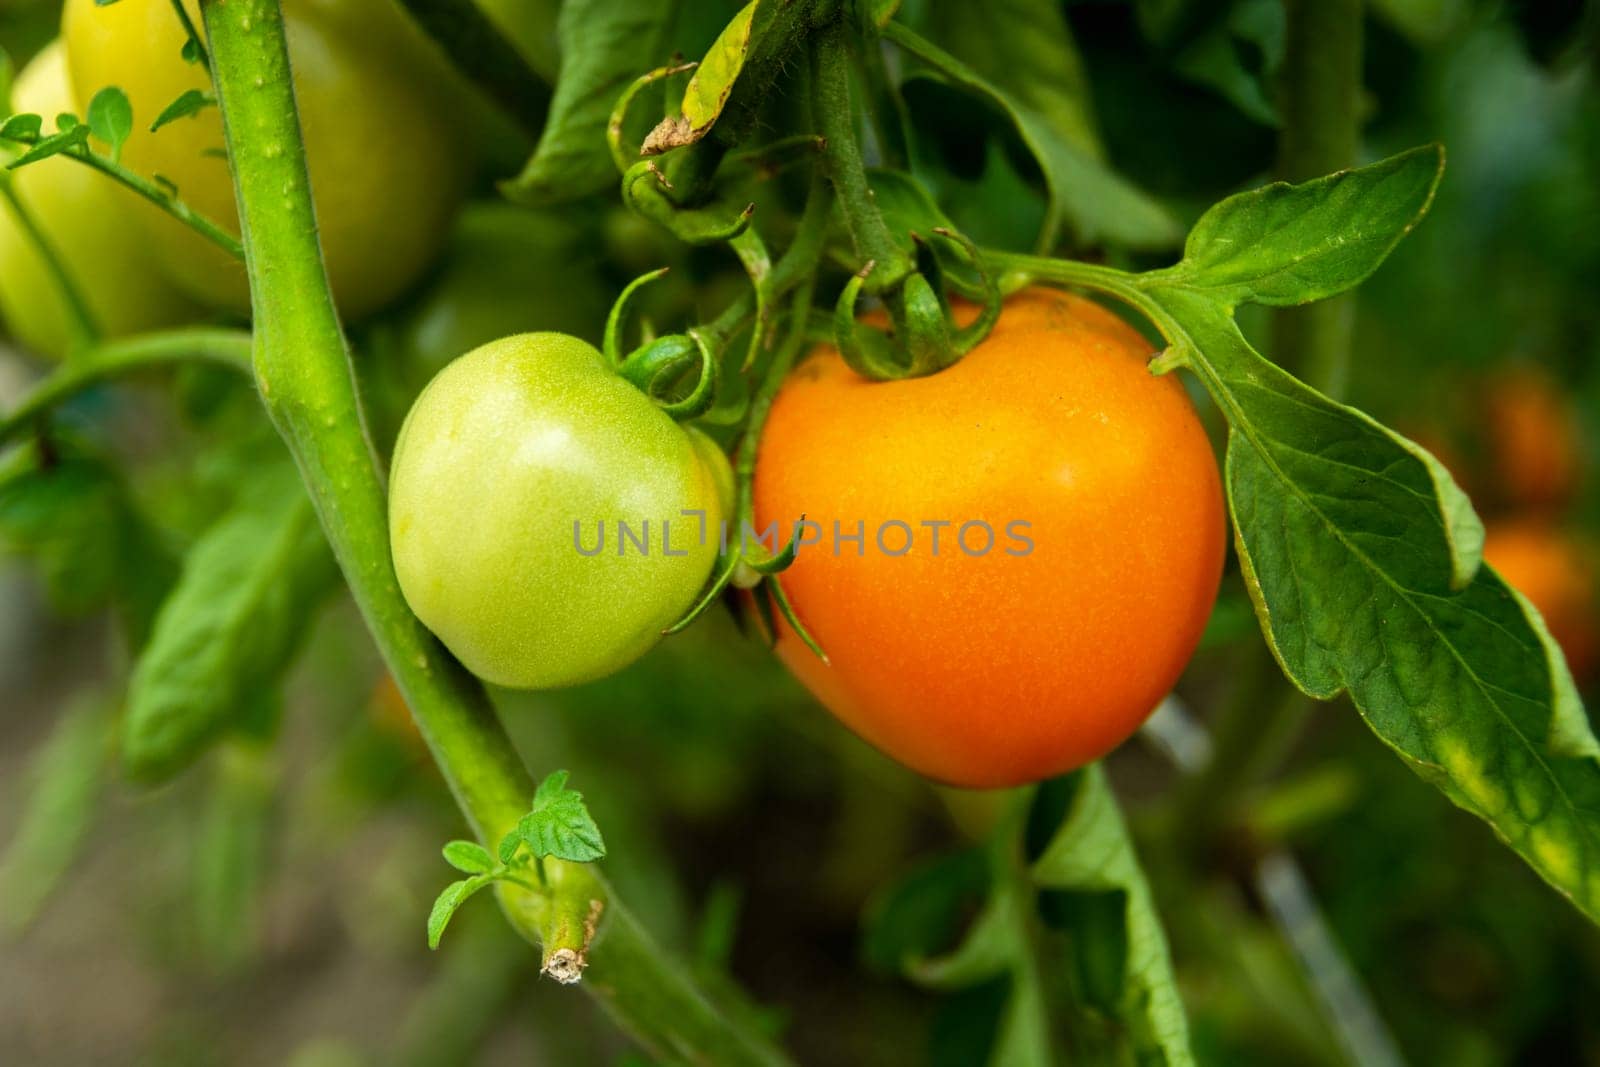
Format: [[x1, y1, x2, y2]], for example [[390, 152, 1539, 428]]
[[1484, 519, 1598, 683], [752, 288, 1226, 788], [1483, 368, 1585, 513]]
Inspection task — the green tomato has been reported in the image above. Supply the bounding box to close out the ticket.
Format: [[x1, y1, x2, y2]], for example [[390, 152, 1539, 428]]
[[61, 0, 469, 321], [389, 333, 729, 689], [0, 42, 196, 359]]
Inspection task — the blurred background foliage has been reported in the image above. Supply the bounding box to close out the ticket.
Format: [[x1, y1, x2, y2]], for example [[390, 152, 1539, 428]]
[[2, 0, 1598, 1063]]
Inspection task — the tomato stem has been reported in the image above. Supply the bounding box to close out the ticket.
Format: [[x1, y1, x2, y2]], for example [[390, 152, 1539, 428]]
[[0, 327, 252, 447], [812, 24, 914, 293]]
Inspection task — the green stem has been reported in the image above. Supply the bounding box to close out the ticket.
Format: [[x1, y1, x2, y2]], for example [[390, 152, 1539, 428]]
[[0, 328, 251, 446], [1271, 0, 1362, 397], [66, 147, 244, 260], [201, 3, 790, 1061], [0, 182, 99, 351], [812, 24, 913, 292], [168, 0, 211, 72], [392, 0, 550, 138]]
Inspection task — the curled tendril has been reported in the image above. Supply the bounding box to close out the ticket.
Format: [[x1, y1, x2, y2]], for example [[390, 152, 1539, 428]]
[[930, 227, 1002, 357], [603, 267, 672, 368], [606, 61, 698, 176], [833, 263, 903, 381], [618, 332, 719, 421], [623, 159, 754, 246]]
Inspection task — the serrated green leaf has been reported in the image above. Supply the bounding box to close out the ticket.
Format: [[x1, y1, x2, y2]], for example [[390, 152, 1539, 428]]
[[85, 87, 132, 163], [0, 112, 42, 142], [1148, 145, 1444, 307], [442, 840, 494, 875], [501, 770, 607, 863], [1142, 284, 1600, 922], [886, 18, 1181, 252], [122, 465, 338, 782], [149, 89, 214, 133], [427, 873, 495, 949], [0, 450, 177, 645], [6, 124, 89, 169]]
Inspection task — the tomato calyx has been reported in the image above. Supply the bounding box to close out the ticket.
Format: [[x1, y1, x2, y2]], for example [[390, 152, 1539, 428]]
[[832, 228, 1002, 382]]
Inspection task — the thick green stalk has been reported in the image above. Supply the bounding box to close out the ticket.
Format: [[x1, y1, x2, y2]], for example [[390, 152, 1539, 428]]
[[1271, 0, 1362, 397], [813, 24, 914, 291], [1181, 0, 1364, 843], [199, 3, 790, 1062], [0, 328, 251, 445]]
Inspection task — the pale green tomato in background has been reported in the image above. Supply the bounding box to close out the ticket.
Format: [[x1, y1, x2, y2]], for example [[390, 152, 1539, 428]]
[[0, 42, 196, 360], [389, 333, 729, 689], [61, 0, 469, 321]]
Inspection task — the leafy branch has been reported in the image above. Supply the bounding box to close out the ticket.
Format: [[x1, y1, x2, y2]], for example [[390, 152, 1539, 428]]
[[1, 92, 243, 260], [429, 770, 608, 984]]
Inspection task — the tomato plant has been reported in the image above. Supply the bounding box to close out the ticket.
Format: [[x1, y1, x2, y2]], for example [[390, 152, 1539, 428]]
[[2, 1, 1598, 1064]]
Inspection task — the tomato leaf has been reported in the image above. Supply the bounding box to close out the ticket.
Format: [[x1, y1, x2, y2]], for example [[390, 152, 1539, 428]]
[[641, 0, 758, 155], [6, 124, 89, 169], [1138, 0, 1285, 126], [427, 873, 496, 950], [0, 112, 43, 142], [442, 840, 495, 875], [0, 448, 177, 647], [882, 774, 1195, 1065], [149, 89, 215, 133], [499, 770, 607, 864], [1029, 769, 1194, 1063], [193, 742, 276, 968], [500, 0, 680, 203], [1115, 141, 1600, 920], [122, 465, 338, 782], [85, 86, 132, 163], [885, 17, 1181, 252], [0, 693, 112, 938], [1147, 144, 1444, 307], [1160, 295, 1600, 922]]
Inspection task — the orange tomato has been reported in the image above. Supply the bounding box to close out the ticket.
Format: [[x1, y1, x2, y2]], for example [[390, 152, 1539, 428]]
[[752, 288, 1227, 788], [1484, 519, 1598, 683], [1483, 368, 1584, 513]]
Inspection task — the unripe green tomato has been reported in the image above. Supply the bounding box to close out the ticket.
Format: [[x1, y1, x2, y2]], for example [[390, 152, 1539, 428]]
[[389, 333, 729, 689], [61, 0, 469, 321], [0, 42, 196, 359]]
